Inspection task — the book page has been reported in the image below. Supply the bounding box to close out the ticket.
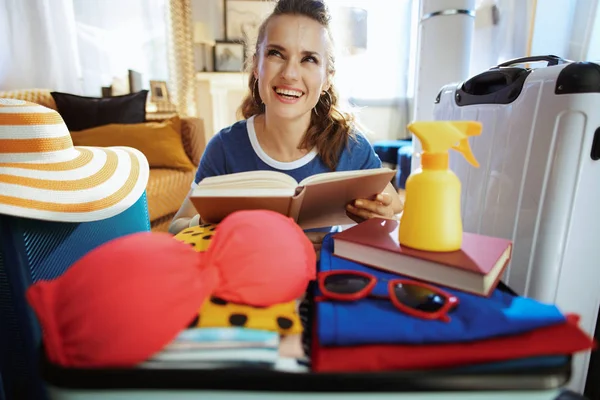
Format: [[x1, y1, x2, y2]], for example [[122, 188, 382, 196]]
[[192, 188, 295, 197], [298, 167, 394, 186], [196, 170, 299, 191]]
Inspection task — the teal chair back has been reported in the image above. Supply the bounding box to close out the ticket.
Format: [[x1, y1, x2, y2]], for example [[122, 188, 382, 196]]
[[0, 192, 151, 400], [0, 371, 5, 400]]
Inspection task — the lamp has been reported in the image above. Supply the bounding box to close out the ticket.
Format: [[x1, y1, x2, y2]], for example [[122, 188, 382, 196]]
[[193, 22, 215, 72]]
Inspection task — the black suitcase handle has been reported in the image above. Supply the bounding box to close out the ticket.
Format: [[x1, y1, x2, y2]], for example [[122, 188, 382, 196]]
[[440, 55, 578, 106], [452, 55, 571, 106], [495, 55, 569, 68], [453, 67, 530, 106]]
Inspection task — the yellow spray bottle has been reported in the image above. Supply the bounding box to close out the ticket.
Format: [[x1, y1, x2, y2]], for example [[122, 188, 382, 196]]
[[399, 121, 482, 252]]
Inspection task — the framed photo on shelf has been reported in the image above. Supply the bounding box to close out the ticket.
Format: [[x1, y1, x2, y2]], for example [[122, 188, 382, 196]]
[[224, 0, 276, 42], [149, 80, 170, 103], [213, 41, 246, 72]]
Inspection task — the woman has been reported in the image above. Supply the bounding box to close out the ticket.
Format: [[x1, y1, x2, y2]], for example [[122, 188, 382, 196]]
[[170, 0, 403, 250]]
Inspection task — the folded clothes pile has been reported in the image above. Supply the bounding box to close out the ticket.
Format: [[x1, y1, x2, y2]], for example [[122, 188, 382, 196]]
[[311, 234, 595, 373]]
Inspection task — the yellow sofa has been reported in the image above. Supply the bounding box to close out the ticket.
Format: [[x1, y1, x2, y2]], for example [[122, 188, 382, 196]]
[[0, 89, 207, 232]]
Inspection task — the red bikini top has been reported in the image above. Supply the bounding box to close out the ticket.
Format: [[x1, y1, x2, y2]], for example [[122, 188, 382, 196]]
[[26, 210, 316, 367]]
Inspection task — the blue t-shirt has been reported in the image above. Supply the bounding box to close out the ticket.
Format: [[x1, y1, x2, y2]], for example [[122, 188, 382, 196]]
[[193, 115, 382, 187]]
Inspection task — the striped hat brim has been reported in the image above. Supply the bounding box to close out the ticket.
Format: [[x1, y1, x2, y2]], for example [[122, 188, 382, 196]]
[[0, 146, 149, 222], [0, 98, 150, 223]]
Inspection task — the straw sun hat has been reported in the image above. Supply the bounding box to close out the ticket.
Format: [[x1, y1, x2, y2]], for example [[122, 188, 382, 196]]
[[0, 98, 149, 222]]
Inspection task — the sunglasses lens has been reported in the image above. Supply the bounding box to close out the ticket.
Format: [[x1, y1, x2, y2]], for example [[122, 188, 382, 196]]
[[392, 283, 447, 312], [324, 274, 370, 295]]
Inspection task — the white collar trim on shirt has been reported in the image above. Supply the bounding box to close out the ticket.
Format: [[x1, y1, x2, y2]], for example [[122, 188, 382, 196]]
[[247, 115, 318, 170]]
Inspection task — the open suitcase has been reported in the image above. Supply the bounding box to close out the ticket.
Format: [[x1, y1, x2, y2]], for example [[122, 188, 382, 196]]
[[432, 55, 600, 393], [39, 291, 582, 400], [11, 223, 589, 400], [38, 279, 585, 400]]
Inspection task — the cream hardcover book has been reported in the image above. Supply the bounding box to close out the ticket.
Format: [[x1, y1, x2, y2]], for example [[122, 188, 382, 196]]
[[190, 168, 395, 229]]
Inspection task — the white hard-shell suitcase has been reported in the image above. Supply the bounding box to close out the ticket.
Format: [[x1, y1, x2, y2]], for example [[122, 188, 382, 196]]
[[432, 55, 600, 393]]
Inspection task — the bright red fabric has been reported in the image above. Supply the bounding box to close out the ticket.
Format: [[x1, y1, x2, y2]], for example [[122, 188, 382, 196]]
[[204, 212, 316, 306], [312, 314, 595, 372], [26, 210, 316, 367]]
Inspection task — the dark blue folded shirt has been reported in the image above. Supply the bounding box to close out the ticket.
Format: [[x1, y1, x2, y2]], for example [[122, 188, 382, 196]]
[[317, 234, 566, 346]]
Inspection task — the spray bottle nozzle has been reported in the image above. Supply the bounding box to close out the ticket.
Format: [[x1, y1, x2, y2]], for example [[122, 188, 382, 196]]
[[407, 121, 482, 168], [452, 139, 479, 167]]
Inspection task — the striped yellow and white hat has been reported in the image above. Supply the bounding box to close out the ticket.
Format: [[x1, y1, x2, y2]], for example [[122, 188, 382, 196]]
[[0, 98, 149, 222]]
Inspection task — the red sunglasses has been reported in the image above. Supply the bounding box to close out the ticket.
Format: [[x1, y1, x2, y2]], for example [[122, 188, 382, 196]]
[[315, 270, 459, 322]]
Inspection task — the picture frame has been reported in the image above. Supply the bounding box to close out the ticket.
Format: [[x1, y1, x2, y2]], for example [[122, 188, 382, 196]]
[[149, 80, 170, 103], [224, 0, 276, 42], [213, 40, 246, 72]]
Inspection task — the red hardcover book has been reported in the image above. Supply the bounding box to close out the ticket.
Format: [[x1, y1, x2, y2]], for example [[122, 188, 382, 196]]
[[332, 218, 512, 296]]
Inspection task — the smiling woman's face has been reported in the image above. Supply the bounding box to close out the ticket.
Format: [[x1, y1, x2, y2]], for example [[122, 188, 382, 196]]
[[254, 14, 331, 122]]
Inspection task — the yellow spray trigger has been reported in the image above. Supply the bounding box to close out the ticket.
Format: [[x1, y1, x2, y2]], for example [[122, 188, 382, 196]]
[[450, 121, 482, 167], [452, 138, 480, 167], [408, 121, 482, 167]]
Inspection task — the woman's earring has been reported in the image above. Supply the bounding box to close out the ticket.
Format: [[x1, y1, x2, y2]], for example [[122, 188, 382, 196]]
[[314, 91, 329, 117], [320, 90, 332, 115]]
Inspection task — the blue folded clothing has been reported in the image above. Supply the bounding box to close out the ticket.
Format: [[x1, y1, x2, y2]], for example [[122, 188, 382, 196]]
[[317, 234, 566, 346]]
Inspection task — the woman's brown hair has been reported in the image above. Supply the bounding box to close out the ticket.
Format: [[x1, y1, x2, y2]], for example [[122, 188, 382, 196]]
[[238, 0, 356, 171]]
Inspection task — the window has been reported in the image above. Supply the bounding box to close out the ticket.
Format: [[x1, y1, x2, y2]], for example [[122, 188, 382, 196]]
[[325, 0, 414, 103], [72, 0, 169, 96]]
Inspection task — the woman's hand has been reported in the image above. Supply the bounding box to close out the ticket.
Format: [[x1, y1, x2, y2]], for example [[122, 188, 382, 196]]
[[346, 192, 396, 224], [346, 182, 404, 224]]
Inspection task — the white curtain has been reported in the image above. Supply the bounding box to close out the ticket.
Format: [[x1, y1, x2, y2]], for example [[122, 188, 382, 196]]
[[0, 0, 82, 92], [0, 0, 169, 96]]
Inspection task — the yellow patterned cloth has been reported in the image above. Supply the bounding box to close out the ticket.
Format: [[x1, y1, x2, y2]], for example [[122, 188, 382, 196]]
[[173, 225, 303, 335], [173, 223, 218, 251], [195, 296, 303, 335]]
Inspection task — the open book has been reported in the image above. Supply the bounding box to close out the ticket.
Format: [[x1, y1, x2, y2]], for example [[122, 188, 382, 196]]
[[190, 168, 396, 229]]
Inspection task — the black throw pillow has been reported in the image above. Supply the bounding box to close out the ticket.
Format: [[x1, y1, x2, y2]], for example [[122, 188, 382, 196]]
[[50, 90, 149, 131]]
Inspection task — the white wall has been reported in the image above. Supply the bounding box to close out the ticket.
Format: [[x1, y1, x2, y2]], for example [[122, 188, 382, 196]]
[[588, 6, 600, 61], [530, 0, 577, 58], [352, 101, 411, 142], [191, 0, 223, 41], [530, 0, 598, 62]]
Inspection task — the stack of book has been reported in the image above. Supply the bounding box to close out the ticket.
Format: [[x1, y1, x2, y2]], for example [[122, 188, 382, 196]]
[[332, 218, 512, 296]]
